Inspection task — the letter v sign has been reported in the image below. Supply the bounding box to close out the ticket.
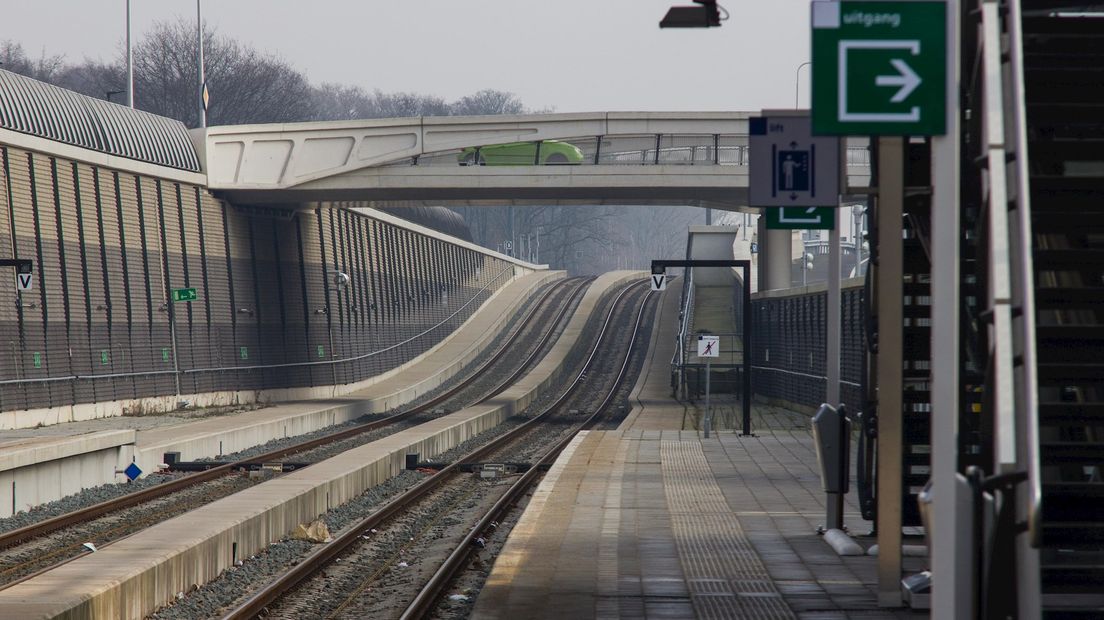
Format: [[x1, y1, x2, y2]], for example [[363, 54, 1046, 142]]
[[650, 273, 667, 291], [16, 272, 32, 291]]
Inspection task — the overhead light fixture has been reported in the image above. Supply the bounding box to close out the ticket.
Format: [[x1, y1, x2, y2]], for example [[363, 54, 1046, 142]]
[[659, 0, 723, 28]]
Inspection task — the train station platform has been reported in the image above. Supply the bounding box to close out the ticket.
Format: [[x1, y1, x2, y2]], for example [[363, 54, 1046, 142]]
[[474, 411, 926, 619], [475, 283, 926, 619]]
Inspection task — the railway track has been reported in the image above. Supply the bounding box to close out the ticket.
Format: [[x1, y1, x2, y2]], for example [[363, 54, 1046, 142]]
[[0, 276, 590, 590], [218, 279, 654, 620]]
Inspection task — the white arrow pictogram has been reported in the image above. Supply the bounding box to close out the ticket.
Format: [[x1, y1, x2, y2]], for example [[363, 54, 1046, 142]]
[[876, 58, 921, 103]]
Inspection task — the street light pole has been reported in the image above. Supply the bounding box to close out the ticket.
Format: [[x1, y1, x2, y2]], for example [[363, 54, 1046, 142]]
[[795, 61, 812, 108], [125, 0, 134, 107], [196, 0, 207, 128]]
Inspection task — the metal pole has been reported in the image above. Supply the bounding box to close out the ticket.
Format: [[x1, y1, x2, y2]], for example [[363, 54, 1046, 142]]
[[126, 0, 134, 108], [742, 264, 752, 436], [827, 218, 841, 406], [932, 0, 972, 616], [876, 136, 905, 607], [704, 359, 711, 438], [795, 61, 812, 108], [196, 0, 206, 128], [168, 298, 182, 396]]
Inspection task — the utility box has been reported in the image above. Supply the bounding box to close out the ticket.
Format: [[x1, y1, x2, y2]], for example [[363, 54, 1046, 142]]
[[812, 403, 852, 494]]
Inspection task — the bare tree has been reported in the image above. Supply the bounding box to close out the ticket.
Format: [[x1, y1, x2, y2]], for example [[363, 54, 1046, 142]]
[[450, 89, 524, 116], [131, 20, 314, 126], [0, 41, 66, 82]]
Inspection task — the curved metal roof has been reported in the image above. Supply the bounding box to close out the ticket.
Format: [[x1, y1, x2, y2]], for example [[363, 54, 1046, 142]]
[[0, 69, 200, 172]]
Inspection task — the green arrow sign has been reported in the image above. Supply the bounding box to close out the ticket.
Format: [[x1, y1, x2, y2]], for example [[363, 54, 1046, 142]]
[[171, 287, 197, 302], [811, 1, 946, 135], [765, 207, 837, 230]]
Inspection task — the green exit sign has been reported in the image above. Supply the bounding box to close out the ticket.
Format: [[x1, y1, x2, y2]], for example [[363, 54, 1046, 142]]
[[171, 287, 197, 302], [811, 1, 946, 135], [766, 207, 837, 230]]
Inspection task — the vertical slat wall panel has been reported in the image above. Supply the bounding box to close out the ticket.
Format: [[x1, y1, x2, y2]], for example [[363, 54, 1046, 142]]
[[167, 184, 194, 393], [157, 181, 184, 392], [8, 150, 42, 409], [0, 148, 19, 411], [116, 173, 147, 398], [313, 208, 335, 387], [30, 153, 62, 408], [200, 194, 232, 392], [327, 210, 345, 383], [174, 185, 199, 392], [352, 217, 371, 378], [189, 188, 214, 393], [76, 164, 110, 402], [301, 209, 328, 387], [55, 160, 87, 404], [102, 171, 133, 400], [244, 217, 268, 384], [139, 177, 172, 396], [289, 216, 311, 386], [223, 207, 257, 389], [253, 219, 285, 386], [277, 218, 307, 387], [333, 209, 351, 383]]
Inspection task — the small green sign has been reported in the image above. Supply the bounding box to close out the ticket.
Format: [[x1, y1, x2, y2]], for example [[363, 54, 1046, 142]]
[[765, 207, 837, 230], [32, 352, 41, 369], [171, 287, 197, 302], [162, 348, 170, 362], [811, 1, 946, 135], [240, 346, 249, 360], [317, 345, 325, 359], [100, 350, 109, 365]]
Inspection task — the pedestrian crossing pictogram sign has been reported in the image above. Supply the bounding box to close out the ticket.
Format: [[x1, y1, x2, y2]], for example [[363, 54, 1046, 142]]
[[697, 335, 720, 358]]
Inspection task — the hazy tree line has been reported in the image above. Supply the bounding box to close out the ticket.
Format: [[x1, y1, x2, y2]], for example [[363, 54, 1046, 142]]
[[2, 21, 704, 275], [0, 20, 525, 127], [454, 205, 707, 275]]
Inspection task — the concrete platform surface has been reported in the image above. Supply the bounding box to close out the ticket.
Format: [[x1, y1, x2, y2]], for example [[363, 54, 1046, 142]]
[[474, 409, 929, 619]]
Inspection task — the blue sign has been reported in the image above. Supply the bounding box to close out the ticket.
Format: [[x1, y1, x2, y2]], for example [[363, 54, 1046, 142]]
[[123, 462, 142, 481]]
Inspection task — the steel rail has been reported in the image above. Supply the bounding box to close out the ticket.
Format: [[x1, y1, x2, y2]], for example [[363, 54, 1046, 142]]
[[0, 277, 585, 554], [221, 279, 648, 620], [400, 284, 653, 620]]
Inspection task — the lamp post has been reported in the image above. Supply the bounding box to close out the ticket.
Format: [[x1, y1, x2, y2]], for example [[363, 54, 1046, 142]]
[[795, 61, 812, 108], [196, 0, 207, 128], [125, 0, 133, 107]]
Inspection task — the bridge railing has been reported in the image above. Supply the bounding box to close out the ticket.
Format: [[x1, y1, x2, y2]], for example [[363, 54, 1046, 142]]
[[396, 134, 870, 169]]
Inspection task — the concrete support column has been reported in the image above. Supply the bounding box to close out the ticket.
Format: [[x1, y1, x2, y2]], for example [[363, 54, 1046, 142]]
[[764, 227, 793, 291]]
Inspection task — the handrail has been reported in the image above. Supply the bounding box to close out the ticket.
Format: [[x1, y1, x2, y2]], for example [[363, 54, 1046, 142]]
[[981, 0, 1019, 476], [1005, 0, 1043, 550]]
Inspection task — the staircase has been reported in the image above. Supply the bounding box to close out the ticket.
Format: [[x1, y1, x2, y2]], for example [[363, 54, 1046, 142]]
[[1020, 6, 1104, 616]]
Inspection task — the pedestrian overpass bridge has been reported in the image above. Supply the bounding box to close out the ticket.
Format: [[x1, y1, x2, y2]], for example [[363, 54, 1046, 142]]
[[200, 112, 871, 210]]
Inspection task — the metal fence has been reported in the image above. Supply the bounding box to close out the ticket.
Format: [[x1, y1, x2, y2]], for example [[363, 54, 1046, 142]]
[[750, 280, 866, 413]]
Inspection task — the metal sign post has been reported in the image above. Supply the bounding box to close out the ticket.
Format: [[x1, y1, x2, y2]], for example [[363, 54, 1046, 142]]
[[698, 335, 720, 437], [1, 259, 34, 292]]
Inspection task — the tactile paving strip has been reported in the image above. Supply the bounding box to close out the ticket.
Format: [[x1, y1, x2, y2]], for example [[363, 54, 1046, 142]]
[[662, 440, 796, 619]]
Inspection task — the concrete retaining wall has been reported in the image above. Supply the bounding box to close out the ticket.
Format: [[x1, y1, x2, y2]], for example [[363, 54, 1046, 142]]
[[0, 430, 135, 518]]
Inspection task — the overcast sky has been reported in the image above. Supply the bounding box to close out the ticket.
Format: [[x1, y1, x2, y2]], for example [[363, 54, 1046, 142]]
[[9, 1, 811, 113]]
